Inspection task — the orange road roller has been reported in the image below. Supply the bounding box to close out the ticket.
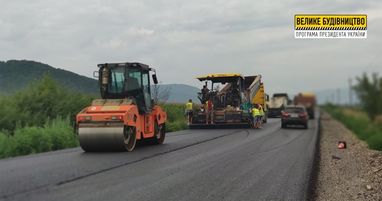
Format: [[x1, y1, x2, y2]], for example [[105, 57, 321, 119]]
[[76, 62, 167, 152]]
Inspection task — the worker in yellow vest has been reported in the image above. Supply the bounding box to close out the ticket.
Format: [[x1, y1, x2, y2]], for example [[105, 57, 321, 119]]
[[258, 104, 264, 128], [185, 99, 193, 125], [251, 104, 261, 128]]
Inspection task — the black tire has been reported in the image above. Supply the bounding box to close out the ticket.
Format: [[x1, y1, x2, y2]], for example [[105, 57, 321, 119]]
[[153, 122, 166, 145], [309, 111, 315, 119], [123, 126, 137, 152], [303, 123, 308, 129]]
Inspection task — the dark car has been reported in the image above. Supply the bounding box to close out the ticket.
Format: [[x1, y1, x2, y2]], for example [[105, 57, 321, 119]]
[[281, 106, 309, 129]]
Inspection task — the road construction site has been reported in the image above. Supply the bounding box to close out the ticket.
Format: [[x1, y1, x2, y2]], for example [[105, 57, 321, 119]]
[[0, 116, 319, 201], [1, 62, 380, 201]]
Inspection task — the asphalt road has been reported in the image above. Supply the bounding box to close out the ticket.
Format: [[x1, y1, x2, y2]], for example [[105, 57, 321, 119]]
[[0, 117, 319, 201]]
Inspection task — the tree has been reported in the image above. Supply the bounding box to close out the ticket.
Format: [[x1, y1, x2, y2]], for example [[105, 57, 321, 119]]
[[0, 74, 93, 132], [151, 84, 171, 103], [353, 73, 382, 120]]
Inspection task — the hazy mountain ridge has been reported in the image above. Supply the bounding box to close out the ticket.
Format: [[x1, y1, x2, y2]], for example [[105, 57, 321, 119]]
[[157, 84, 200, 103], [0, 60, 99, 94], [0, 60, 199, 103]]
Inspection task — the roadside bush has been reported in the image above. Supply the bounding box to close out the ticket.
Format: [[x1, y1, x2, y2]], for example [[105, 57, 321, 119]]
[[161, 103, 186, 122], [0, 75, 93, 132], [161, 103, 187, 132], [0, 132, 9, 158], [323, 105, 382, 151], [167, 120, 188, 132], [366, 134, 382, 150], [11, 126, 51, 156], [44, 116, 78, 150], [0, 116, 77, 159], [353, 73, 382, 120]]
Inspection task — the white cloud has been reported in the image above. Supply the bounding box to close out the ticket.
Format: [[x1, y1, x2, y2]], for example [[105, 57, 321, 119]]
[[0, 0, 381, 95]]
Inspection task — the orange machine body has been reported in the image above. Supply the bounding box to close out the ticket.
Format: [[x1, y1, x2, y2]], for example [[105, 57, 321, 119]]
[[76, 99, 167, 140]]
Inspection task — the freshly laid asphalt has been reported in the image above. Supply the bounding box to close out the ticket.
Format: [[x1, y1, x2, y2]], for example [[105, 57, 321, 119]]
[[0, 117, 319, 201]]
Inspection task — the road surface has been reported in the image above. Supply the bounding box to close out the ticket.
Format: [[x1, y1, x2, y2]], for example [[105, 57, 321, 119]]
[[0, 117, 319, 201]]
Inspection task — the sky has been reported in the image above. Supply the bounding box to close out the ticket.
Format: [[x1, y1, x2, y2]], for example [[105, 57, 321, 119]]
[[1, 0, 382, 95]]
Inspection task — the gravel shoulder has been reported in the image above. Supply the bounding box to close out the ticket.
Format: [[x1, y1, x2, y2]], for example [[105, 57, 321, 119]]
[[314, 112, 382, 201]]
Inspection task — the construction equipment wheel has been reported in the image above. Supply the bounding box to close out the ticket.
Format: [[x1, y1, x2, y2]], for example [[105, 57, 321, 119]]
[[303, 123, 308, 129], [153, 122, 166, 144], [124, 126, 137, 151]]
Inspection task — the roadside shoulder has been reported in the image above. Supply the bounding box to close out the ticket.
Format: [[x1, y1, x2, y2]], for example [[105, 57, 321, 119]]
[[314, 112, 382, 201]]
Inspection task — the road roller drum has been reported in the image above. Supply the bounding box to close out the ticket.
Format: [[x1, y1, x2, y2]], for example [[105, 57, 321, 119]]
[[79, 126, 127, 151]]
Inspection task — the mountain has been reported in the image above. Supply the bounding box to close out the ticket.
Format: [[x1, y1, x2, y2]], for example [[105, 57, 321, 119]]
[[0, 60, 199, 103], [156, 84, 200, 103], [0, 60, 98, 94], [3, 60, 361, 105]]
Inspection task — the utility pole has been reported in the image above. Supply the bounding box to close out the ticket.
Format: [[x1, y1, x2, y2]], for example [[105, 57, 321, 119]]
[[348, 78, 353, 106], [337, 88, 341, 105]]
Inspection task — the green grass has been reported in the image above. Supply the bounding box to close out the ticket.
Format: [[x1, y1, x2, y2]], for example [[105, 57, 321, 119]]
[[323, 104, 382, 151], [0, 116, 78, 159], [161, 103, 188, 132]]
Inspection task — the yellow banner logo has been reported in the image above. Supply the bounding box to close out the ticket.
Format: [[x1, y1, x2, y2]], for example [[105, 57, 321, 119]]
[[295, 14, 367, 30]]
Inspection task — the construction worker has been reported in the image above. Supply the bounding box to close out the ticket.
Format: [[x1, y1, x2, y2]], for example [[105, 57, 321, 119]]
[[201, 84, 210, 103], [185, 99, 193, 125], [251, 104, 261, 128], [258, 104, 264, 128], [205, 99, 214, 124]]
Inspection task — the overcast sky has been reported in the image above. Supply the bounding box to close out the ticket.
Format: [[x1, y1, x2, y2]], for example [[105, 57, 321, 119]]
[[1, 0, 381, 95]]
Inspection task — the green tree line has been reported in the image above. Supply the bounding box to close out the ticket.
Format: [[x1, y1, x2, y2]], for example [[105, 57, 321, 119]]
[[0, 75, 93, 132], [324, 73, 382, 151], [324, 104, 382, 150], [0, 75, 94, 158], [353, 73, 382, 120]]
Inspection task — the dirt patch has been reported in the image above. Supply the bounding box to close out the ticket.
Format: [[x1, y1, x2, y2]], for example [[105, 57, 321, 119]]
[[313, 112, 382, 201]]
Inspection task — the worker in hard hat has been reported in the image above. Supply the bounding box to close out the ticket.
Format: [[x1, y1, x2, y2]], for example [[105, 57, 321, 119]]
[[251, 104, 261, 128], [201, 83, 210, 103], [185, 99, 193, 125]]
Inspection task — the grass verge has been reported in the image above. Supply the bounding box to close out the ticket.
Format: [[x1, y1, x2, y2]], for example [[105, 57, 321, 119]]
[[323, 104, 382, 151], [161, 103, 188, 132], [0, 116, 78, 159]]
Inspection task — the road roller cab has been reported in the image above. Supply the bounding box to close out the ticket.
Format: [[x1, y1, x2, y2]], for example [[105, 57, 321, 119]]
[[76, 62, 167, 152]]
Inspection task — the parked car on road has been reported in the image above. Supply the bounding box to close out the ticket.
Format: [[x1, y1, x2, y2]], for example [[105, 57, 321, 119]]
[[281, 105, 309, 129]]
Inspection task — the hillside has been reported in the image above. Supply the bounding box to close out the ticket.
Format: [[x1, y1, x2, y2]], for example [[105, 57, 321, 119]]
[[0, 60, 199, 103], [0, 60, 98, 94], [158, 84, 200, 103]]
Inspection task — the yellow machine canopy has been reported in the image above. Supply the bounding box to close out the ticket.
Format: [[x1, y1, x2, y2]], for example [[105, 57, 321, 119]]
[[197, 73, 244, 83]]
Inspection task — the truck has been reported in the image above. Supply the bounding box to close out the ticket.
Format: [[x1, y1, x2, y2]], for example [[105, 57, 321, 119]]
[[189, 73, 267, 128], [76, 62, 167, 152], [293, 92, 316, 119], [245, 76, 269, 123], [267, 93, 289, 118]]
